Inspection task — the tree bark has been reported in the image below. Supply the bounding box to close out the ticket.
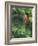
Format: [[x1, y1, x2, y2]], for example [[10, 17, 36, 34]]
[[23, 15, 29, 24]]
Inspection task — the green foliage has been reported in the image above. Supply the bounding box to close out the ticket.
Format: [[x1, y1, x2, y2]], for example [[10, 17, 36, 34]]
[[11, 23, 32, 38], [12, 7, 32, 16], [11, 7, 32, 38]]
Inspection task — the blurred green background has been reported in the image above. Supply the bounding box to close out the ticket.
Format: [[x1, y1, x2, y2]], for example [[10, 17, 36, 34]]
[[11, 7, 32, 38]]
